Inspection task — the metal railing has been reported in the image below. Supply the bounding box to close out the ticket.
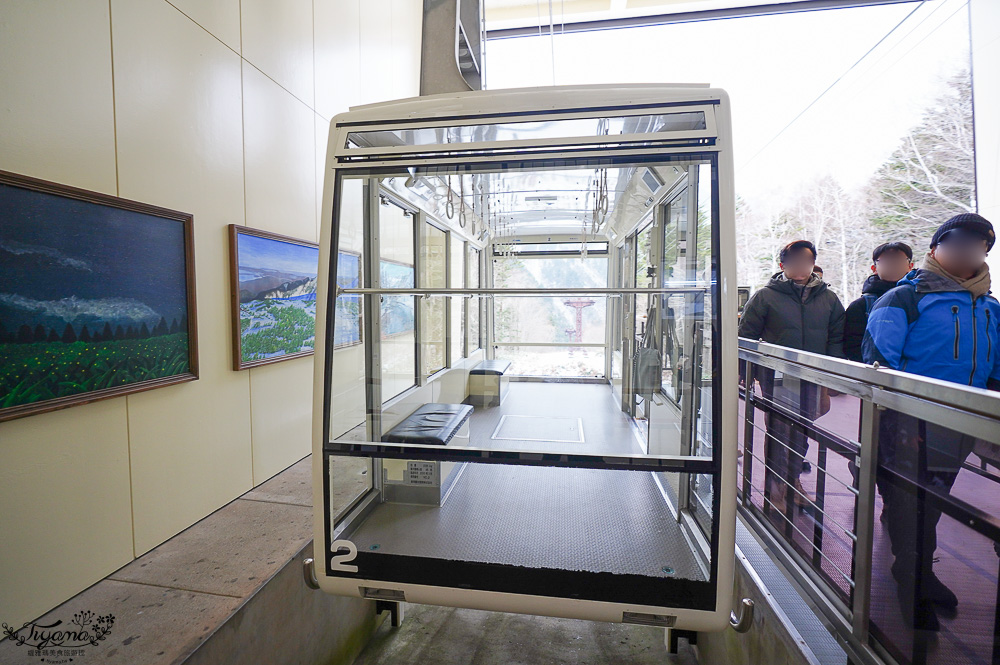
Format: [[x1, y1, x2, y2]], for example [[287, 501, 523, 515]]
[[337, 286, 708, 296], [737, 339, 1000, 665]]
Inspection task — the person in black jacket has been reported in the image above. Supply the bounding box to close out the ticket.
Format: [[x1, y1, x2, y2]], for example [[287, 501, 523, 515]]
[[738, 240, 846, 514], [843, 242, 913, 363]]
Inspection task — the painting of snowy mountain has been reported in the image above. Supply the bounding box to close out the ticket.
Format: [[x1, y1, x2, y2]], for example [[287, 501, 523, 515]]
[[0, 170, 198, 422], [230, 226, 321, 369]]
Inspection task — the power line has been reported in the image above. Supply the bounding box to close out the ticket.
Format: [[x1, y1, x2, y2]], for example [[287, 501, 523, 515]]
[[805, 0, 966, 123], [826, 0, 955, 100], [737, 0, 926, 173], [862, 0, 968, 83]]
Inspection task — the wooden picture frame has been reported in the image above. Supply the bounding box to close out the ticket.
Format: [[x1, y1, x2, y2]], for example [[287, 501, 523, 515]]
[[0, 169, 199, 423], [229, 225, 320, 370]]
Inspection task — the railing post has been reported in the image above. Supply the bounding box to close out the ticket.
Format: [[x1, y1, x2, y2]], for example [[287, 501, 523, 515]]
[[812, 435, 828, 570], [851, 399, 880, 643], [741, 359, 755, 502]]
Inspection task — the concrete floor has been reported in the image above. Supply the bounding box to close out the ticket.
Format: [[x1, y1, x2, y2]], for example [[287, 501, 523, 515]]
[[0, 455, 375, 665], [351, 603, 699, 665]]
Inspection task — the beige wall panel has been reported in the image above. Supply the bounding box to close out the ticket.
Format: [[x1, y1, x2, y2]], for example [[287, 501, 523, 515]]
[[0, 400, 133, 628], [0, 0, 116, 193], [241, 0, 315, 106], [165, 0, 241, 52], [0, 0, 124, 629], [1, 0, 426, 622], [243, 64, 318, 243], [316, 113, 331, 237], [314, 0, 362, 119], [359, 0, 395, 104], [111, 0, 253, 555], [249, 358, 314, 484], [390, 0, 422, 99]]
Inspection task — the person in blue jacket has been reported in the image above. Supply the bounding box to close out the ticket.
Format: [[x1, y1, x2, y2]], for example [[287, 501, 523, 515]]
[[863, 212, 999, 631]]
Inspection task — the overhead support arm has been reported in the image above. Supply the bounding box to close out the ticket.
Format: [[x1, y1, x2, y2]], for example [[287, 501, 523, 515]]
[[420, 0, 484, 95]]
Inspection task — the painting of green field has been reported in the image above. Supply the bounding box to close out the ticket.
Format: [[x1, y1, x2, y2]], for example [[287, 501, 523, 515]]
[[0, 333, 189, 408], [0, 172, 196, 421]]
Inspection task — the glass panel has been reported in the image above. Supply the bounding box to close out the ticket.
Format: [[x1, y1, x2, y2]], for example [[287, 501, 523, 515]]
[[493, 296, 606, 345], [347, 111, 707, 149], [382, 168, 630, 239], [450, 234, 465, 365], [497, 241, 608, 255], [611, 238, 633, 410], [326, 156, 724, 617], [379, 201, 416, 401], [687, 163, 716, 536], [327, 179, 372, 509], [333, 459, 709, 599], [329, 178, 369, 440], [660, 190, 685, 403], [870, 409, 1000, 663], [738, 363, 861, 604], [493, 255, 608, 377], [498, 345, 606, 378], [328, 456, 372, 534], [420, 222, 447, 377], [329, 156, 717, 466], [634, 221, 652, 347], [467, 247, 481, 355]]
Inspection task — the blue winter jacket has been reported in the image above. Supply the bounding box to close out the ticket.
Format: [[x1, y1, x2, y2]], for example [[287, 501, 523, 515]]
[[862, 268, 1000, 390]]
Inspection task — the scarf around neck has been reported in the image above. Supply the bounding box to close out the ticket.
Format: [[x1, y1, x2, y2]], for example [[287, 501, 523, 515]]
[[922, 253, 992, 300]]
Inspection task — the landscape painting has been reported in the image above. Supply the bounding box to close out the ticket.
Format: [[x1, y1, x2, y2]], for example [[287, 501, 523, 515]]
[[0, 170, 198, 422], [230, 226, 320, 369], [379, 260, 415, 337]]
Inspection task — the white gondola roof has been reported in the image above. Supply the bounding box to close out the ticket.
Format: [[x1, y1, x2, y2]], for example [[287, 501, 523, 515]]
[[336, 83, 720, 126], [333, 83, 724, 241]]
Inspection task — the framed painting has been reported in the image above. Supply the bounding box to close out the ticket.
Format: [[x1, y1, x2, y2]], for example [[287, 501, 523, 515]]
[[229, 225, 321, 369], [0, 169, 198, 423]]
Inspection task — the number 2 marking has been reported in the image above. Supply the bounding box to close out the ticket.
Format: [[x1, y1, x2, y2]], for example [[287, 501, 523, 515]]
[[330, 539, 359, 573]]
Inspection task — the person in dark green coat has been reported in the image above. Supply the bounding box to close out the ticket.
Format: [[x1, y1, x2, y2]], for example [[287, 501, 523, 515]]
[[738, 242, 846, 357], [738, 240, 846, 514]]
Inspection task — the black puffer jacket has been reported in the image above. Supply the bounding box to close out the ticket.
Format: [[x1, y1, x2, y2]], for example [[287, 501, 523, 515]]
[[738, 272, 846, 357], [843, 274, 898, 362]]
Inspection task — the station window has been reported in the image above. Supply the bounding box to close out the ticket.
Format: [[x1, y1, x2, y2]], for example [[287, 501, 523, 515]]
[[379, 200, 416, 401], [450, 234, 466, 365], [420, 220, 447, 377], [467, 246, 481, 356]]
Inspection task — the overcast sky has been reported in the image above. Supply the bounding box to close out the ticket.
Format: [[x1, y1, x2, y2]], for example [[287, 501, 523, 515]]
[[484, 0, 972, 212]]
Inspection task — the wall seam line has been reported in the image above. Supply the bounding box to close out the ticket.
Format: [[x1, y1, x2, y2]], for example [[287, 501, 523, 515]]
[[243, 58, 317, 115], [162, 0, 241, 58], [108, 0, 120, 197], [108, 0, 138, 561], [238, 0, 257, 490]]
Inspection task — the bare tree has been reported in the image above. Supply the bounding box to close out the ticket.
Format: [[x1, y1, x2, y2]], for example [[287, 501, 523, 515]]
[[735, 196, 804, 290], [784, 176, 881, 300], [736, 70, 975, 298], [866, 70, 975, 251]]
